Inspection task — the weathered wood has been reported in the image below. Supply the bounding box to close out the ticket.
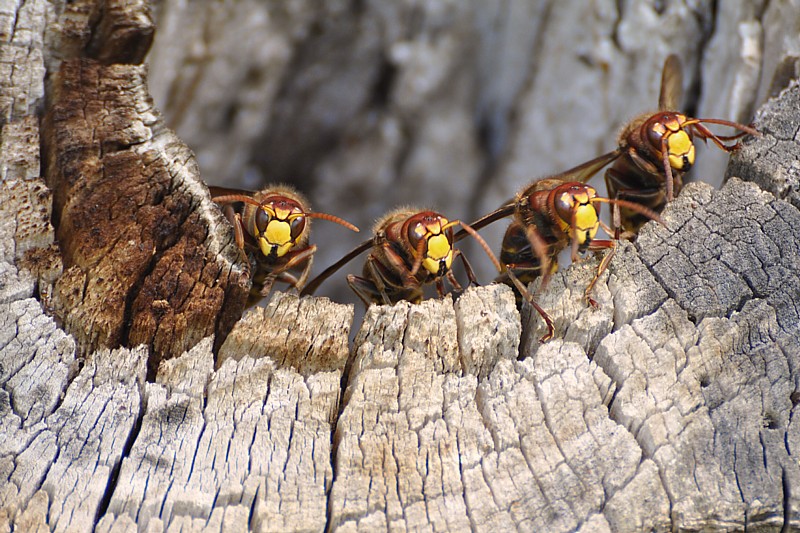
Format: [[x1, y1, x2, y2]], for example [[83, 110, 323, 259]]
[[0, 0, 56, 305], [598, 179, 800, 529], [218, 292, 353, 375], [28, 0, 251, 368], [2, 2, 256, 530], [329, 284, 668, 531], [320, 79, 800, 529], [0, 338, 147, 533], [44, 58, 250, 364], [89, 0, 154, 64], [0, 177, 55, 305], [727, 79, 800, 210], [0, 0, 48, 122], [4, 1, 800, 532], [97, 294, 352, 531], [329, 287, 521, 531], [47, 0, 153, 66]]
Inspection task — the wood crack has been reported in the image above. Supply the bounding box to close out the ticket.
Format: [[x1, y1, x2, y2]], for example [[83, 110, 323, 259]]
[[6, 2, 800, 531]]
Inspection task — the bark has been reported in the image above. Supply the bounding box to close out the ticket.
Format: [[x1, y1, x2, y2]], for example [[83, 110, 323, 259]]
[[44, 58, 249, 369], [3, 0, 800, 532]]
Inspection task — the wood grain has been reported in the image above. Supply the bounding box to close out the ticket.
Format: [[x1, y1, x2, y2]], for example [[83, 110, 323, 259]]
[[44, 58, 250, 365], [3, 1, 800, 531]]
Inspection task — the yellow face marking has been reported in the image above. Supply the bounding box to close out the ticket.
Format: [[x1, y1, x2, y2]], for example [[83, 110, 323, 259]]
[[274, 206, 292, 220], [259, 236, 294, 258], [421, 232, 453, 275], [422, 250, 453, 276], [426, 233, 451, 261], [573, 205, 599, 244], [266, 220, 292, 245], [557, 187, 600, 235], [412, 217, 455, 275], [667, 131, 695, 170], [554, 186, 599, 244], [575, 204, 600, 244], [259, 220, 295, 257]]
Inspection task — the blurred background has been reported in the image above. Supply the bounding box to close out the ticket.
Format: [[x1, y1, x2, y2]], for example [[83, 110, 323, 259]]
[[144, 0, 800, 306]]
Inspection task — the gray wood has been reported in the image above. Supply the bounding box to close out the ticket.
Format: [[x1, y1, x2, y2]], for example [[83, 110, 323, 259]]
[[98, 296, 351, 532], [329, 288, 520, 531], [727, 79, 800, 210], [594, 176, 800, 530], [330, 285, 669, 531], [0, 338, 147, 533], [4, 0, 800, 531]]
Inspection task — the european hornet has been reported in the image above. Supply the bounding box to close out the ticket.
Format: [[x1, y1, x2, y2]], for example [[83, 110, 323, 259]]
[[300, 208, 504, 305], [211, 185, 359, 306], [603, 54, 759, 233], [461, 153, 665, 341]]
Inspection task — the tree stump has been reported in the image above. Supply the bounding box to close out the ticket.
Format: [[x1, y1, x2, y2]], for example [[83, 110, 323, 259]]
[[3, 1, 800, 531]]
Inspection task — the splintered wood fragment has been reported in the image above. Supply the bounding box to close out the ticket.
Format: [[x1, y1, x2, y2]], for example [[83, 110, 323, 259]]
[[605, 239, 668, 329], [44, 58, 250, 364], [330, 285, 523, 531], [0, 117, 41, 184], [218, 292, 354, 375], [0, 299, 76, 428], [0, 117, 57, 297], [637, 179, 800, 323], [454, 284, 521, 379], [520, 256, 615, 359], [96, 339, 213, 532], [0, 178, 55, 304], [517, 341, 670, 531], [0, 0, 58, 307], [0, 175, 61, 309], [99, 324, 346, 531], [0, 1, 48, 122], [330, 295, 468, 531]]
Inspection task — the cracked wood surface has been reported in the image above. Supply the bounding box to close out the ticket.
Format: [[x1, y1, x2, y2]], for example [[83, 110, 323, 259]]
[[3, 0, 800, 531], [3, 123, 800, 531], [44, 58, 250, 366], [97, 295, 352, 531]]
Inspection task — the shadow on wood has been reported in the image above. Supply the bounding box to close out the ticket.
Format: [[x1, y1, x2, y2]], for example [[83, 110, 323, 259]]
[[3, 1, 800, 531]]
